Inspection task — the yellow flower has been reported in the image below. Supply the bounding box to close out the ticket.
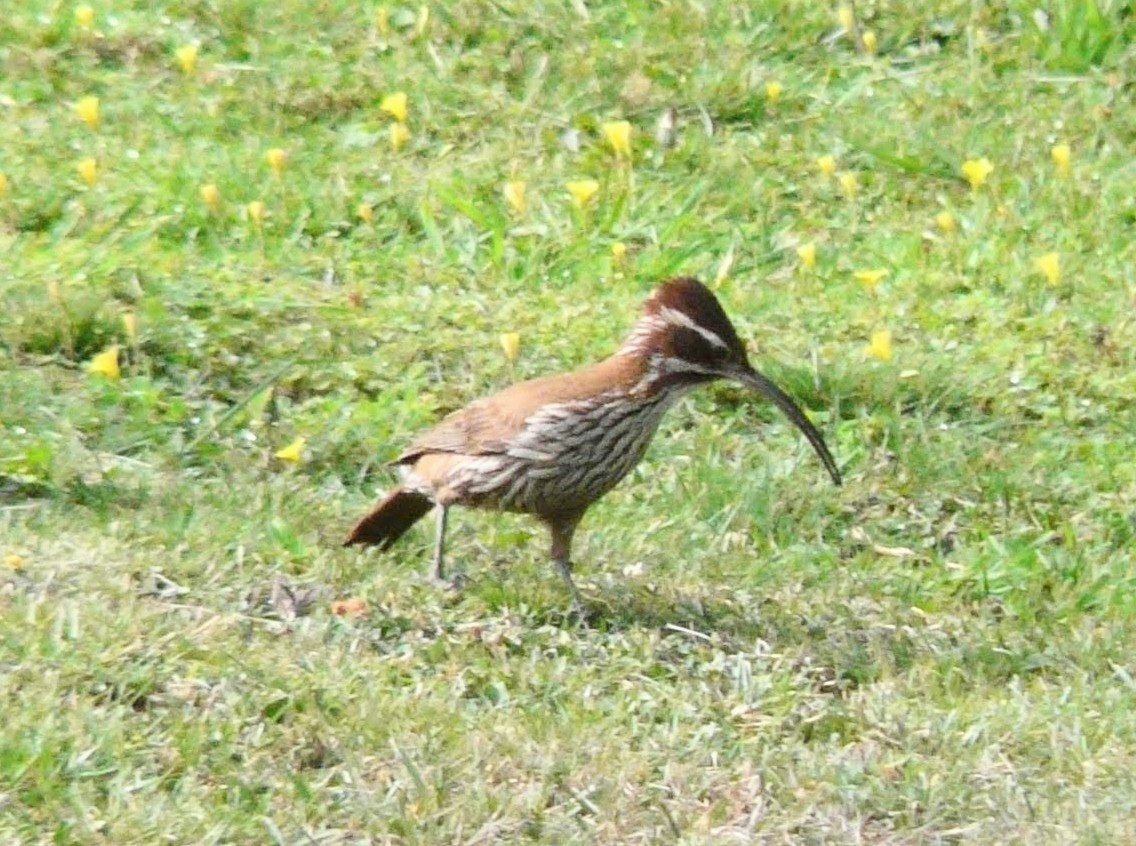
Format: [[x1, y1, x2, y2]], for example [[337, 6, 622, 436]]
[[611, 242, 627, 262], [274, 437, 306, 462], [817, 154, 837, 177], [867, 330, 892, 362], [200, 183, 220, 210], [499, 332, 520, 362], [88, 345, 121, 379], [796, 242, 817, 270], [74, 5, 94, 28], [5, 553, 24, 570], [837, 5, 854, 31], [175, 44, 198, 75], [566, 179, 599, 208], [390, 122, 411, 151], [0, 172, 8, 195], [602, 120, 632, 158], [961, 157, 993, 189], [839, 171, 857, 199], [1035, 252, 1060, 284], [415, 4, 430, 38], [503, 180, 526, 214], [375, 6, 390, 35], [122, 312, 137, 343], [935, 211, 956, 234], [765, 81, 783, 103], [1051, 143, 1071, 177], [77, 157, 98, 186], [854, 268, 889, 292], [76, 96, 99, 129], [357, 203, 374, 223], [380, 92, 408, 122], [862, 30, 878, 54], [247, 200, 266, 225], [265, 147, 287, 174]]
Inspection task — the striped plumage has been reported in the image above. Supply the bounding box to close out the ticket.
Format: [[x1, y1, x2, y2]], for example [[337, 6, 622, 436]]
[[345, 277, 841, 613], [442, 388, 678, 515]]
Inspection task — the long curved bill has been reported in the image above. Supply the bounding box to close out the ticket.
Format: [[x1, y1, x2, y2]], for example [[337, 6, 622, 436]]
[[729, 364, 842, 486]]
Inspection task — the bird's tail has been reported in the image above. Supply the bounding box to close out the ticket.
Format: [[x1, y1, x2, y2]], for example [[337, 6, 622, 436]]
[[343, 487, 433, 549]]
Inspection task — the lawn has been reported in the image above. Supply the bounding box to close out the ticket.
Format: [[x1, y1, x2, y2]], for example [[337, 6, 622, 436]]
[[2, 0, 1135, 842]]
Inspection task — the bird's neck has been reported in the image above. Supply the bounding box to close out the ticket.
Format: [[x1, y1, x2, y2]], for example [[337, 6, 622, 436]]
[[609, 319, 717, 399]]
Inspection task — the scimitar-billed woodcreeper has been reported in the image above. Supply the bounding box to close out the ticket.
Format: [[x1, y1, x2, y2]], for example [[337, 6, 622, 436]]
[[345, 277, 842, 612]]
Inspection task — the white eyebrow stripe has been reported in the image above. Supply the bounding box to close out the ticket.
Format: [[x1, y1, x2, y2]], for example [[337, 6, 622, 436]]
[[658, 306, 729, 349]]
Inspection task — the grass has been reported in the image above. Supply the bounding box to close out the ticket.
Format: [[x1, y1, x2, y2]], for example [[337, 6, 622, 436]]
[[2, 0, 1136, 841]]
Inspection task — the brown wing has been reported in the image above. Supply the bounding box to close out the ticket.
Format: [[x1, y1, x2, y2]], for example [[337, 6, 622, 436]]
[[392, 400, 516, 464], [391, 356, 642, 465]]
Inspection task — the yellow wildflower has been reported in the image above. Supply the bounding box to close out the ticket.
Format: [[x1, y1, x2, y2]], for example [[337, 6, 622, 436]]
[[602, 120, 632, 158], [837, 5, 854, 31], [75, 5, 95, 27], [76, 96, 99, 130], [862, 30, 877, 55], [1035, 252, 1060, 284], [375, 6, 390, 35], [854, 269, 889, 292], [414, 4, 430, 38], [357, 203, 374, 223], [611, 242, 627, 262], [867, 330, 892, 361], [961, 157, 993, 189], [200, 183, 221, 210], [77, 157, 98, 186], [0, 172, 8, 195], [265, 147, 287, 174], [935, 211, 956, 234], [796, 242, 817, 271], [765, 81, 783, 103], [566, 179, 599, 208], [247, 200, 266, 225], [175, 44, 198, 75], [390, 122, 411, 151], [5, 553, 24, 570], [274, 437, 306, 462], [499, 332, 520, 363], [1051, 143, 1071, 177], [817, 154, 837, 177], [88, 345, 121, 379], [839, 171, 857, 199], [503, 180, 526, 214], [380, 92, 408, 123]]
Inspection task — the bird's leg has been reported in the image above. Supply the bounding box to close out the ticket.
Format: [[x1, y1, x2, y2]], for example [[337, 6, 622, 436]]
[[549, 512, 586, 617], [432, 504, 448, 581]]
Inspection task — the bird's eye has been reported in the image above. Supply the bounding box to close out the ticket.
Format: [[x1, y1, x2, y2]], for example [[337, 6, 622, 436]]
[[671, 327, 714, 362]]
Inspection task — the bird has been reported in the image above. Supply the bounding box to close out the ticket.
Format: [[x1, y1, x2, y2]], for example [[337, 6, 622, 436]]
[[345, 277, 841, 613]]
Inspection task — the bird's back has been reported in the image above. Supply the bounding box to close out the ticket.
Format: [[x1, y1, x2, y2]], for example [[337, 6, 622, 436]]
[[396, 353, 688, 518]]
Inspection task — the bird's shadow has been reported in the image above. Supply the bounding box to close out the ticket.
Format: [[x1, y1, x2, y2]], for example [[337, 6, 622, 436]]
[[498, 582, 801, 648]]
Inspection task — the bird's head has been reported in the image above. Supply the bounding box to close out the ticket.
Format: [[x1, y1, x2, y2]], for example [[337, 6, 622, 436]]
[[621, 277, 842, 485]]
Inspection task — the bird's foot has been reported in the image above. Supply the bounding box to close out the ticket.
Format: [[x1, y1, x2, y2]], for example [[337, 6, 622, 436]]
[[424, 571, 470, 592], [445, 572, 472, 591], [568, 597, 594, 626]]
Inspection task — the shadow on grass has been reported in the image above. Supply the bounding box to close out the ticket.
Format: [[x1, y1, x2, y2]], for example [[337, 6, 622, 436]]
[[471, 577, 804, 648]]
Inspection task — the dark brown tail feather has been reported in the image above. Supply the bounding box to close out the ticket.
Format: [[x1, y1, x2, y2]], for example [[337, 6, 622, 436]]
[[344, 488, 433, 548]]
